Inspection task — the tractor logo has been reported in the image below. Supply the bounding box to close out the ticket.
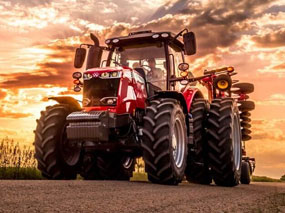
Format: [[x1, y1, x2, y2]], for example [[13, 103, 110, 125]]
[[93, 72, 100, 78]]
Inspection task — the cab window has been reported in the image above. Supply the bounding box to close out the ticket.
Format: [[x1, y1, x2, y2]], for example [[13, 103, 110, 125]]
[[168, 45, 184, 78]]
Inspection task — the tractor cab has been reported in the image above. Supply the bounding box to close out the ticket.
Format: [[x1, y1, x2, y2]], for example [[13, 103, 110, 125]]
[[74, 30, 196, 95]]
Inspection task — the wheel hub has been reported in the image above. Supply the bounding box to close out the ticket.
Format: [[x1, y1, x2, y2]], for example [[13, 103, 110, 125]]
[[232, 113, 241, 171], [172, 117, 186, 168], [122, 157, 133, 169]]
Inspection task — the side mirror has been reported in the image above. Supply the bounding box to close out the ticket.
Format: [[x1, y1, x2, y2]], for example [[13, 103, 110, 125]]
[[183, 32, 196, 55], [86, 46, 103, 69], [74, 48, 86, 68]]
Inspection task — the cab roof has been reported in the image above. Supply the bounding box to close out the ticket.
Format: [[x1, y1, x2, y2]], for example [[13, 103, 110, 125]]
[[105, 30, 185, 51]]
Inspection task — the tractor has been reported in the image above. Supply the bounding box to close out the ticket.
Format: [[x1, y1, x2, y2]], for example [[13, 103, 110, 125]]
[[34, 29, 255, 186]]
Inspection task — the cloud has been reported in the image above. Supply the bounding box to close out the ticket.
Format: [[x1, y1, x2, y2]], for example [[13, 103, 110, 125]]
[[273, 63, 285, 70], [1, 0, 51, 7], [251, 119, 285, 142], [0, 108, 32, 118], [0, 90, 6, 99], [252, 29, 285, 47], [0, 39, 77, 89]]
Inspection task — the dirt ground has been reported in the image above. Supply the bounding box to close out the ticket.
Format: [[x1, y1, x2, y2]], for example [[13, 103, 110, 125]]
[[0, 181, 284, 213]]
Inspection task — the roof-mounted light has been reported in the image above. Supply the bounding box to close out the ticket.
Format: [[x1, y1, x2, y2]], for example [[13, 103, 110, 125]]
[[152, 34, 160, 39], [161, 33, 169, 38]]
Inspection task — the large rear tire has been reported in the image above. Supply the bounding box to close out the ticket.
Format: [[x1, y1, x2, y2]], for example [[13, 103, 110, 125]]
[[185, 98, 211, 184], [142, 98, 187, 185], [34, 104, 80, 179], [207, 98, 242, 186]]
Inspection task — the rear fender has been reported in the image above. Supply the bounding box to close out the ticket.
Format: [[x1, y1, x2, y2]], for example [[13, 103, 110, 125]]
[[48, 96, 81, 111], [182, 88, 204, 112]]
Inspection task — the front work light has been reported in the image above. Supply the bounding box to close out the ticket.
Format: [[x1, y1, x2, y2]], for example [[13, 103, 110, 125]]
[[161, 33, 169, 38], [152, 34, 160, 38]]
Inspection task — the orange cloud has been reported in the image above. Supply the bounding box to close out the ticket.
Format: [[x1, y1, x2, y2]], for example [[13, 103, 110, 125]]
[[0, 108, 32, 119], [252, 29, 285, 48]]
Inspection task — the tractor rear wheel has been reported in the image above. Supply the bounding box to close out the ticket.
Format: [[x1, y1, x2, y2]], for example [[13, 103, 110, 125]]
[[34, 104, 81, 179], [185, 98, 211, 184], [207, 98, 242, 186], [240, 161, 251, 184], [142, 98, 187, 185], [96, 154, 135, 180]]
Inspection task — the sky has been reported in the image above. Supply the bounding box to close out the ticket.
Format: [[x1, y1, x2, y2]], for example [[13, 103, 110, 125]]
[[0, 0, 284, 178]]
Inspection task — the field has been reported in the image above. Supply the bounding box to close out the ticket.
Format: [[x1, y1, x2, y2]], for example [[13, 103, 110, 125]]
[[0, 137, 284, 183]]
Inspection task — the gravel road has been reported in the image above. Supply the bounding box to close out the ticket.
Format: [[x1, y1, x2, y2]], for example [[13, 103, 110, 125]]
[[0, 181, 284, 213]]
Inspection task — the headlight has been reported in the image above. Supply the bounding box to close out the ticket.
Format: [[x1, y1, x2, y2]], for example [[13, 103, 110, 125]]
[[107, 99, 114, 105], [111, 72, 119, 77], [100, 72, 110, 78], [113, 39, 119, 43], [100, 71, 121, 78], [100, 97, 117, 105], [83, 73, 92, 80]]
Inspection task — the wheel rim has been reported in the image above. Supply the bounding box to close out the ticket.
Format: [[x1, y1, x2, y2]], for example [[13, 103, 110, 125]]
[[172, 117, 186, 168], [232, 113, 241, 171], [122, 157, 133, 169], [60, 124, 81, 166]]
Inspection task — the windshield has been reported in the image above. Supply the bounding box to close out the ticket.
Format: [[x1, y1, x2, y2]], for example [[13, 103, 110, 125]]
[[109, 42, 167, 90]]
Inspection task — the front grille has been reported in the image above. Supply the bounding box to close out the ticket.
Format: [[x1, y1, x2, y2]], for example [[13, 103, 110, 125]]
[[66, 121, 109, 141], [83, 78, 120, 106], [66, 111, 103, 121]]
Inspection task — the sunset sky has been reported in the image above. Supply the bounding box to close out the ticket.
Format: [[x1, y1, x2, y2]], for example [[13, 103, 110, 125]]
[[0, 0, 284, 178]]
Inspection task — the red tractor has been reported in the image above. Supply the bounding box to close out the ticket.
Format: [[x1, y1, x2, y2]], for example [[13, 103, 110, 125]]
[[34, 29, 255, 186]]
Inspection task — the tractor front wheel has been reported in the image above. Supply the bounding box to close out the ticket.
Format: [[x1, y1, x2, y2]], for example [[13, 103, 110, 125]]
[[142, 98, 187, 185], [34, 104, 81, 179]]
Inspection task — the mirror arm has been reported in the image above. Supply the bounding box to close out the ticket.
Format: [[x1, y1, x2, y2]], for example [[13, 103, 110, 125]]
[[173, 28, 189, 40], [80, 44, 110, 51], [80, 44, 93, 48]]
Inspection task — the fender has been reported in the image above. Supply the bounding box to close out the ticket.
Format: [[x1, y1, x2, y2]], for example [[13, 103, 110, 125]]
[[151, 91, 188, 114], [182, 88, 204, 112], [48, 96, 81, 111]]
